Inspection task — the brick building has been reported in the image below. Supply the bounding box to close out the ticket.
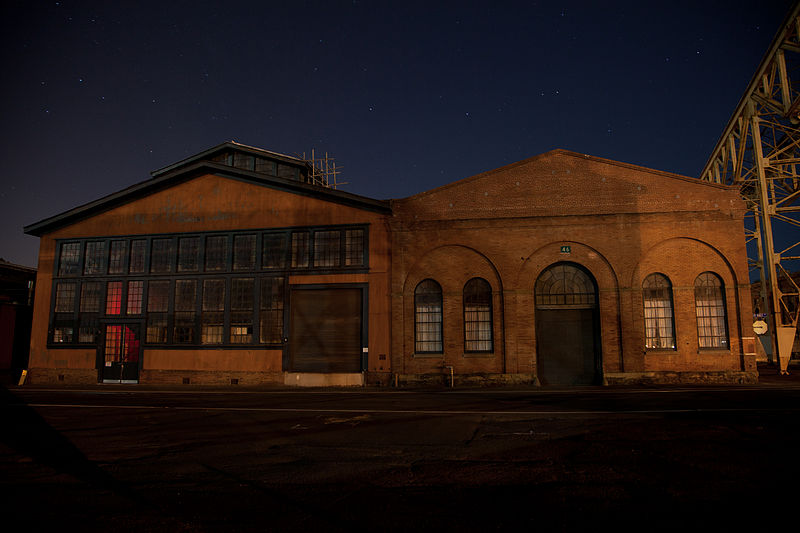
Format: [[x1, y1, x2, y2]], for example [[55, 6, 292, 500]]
[[23, 143, 757, 386]]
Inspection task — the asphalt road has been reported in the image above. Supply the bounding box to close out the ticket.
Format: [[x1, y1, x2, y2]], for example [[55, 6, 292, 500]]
[[3, 381, 800, 531]]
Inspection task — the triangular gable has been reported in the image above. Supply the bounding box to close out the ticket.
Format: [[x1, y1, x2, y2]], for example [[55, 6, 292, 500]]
[[392, 149, 740, 221], [25, 158, 389, 237]]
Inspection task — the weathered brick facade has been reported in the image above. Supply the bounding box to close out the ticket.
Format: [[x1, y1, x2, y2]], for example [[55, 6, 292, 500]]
[[390, 150, 756, 384], [24, 144, 757, 386]]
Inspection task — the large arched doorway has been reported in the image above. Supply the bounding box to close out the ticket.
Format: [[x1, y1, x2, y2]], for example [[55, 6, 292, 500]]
[[535, 262, 600, 385]]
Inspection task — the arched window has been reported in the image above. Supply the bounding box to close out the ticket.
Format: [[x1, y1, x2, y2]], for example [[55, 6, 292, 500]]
[[463, 278, 493, 352], [415, 279, 443, 353], [535, 263, 596, 307], [643, 273, 675, 349], [695, 272, 728, 349]]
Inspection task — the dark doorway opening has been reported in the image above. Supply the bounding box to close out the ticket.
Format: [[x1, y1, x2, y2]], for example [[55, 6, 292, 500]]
[[535, 263, 600, 385]]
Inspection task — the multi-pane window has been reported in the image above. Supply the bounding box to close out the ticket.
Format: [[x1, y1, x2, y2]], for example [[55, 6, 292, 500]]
[[260, 277, 284, 344], [108, 241, 127, 274], [313, 231, 340, 267], [147, 280, 169, 312], [55, 282, 77, 312], [277, 164, 299, 180], [79, 281, 102, 343], [255, 158, 276, 174], [233, 235, 257, 270], [464, 278, 493, 352], [53, 282, 77, 343], [205, 236, 227, 271], [58, 242, 81, 276], [233, 153, 253, 170], [78, 317, 99, 343], [80, 282, 102, 313], [105, 281, 123, 315], [146, 280, 169, 343], [177, 237, 200, 272], [415, 279, 443, 353], [535, 264, 596, 307], [695, 272, 728, 349], [202, 279, 226, 344], [129, 240, 147, 273], [174, 280, 197, 344], [643, 273, 676, 349], [291, 232, 310, 268], [51, 226, 366, 347], [52, 319, 74, 343], [84, 241, 106, 275], [345, 229, 365, 266], [230, 278, 254, 343], [150, 239, 173, 273], [263, 233, 287, 269], [126, 281, 144, 315]]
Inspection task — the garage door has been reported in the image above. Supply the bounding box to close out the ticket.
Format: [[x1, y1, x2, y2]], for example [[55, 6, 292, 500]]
[[289, 288, 363, 373]]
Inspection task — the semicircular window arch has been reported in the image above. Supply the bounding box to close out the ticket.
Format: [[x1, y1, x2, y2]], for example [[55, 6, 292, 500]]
[[535, 263, 596, 308]]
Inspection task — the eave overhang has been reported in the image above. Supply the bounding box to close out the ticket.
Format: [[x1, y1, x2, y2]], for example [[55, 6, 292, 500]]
[[23, 160, 390, 237]]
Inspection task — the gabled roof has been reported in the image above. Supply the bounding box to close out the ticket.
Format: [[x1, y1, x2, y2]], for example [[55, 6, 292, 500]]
[[0, 258, 37, 274], [390, 149, 741, 222], [24, 142, 390, 237], [149, 140, 309, 178]]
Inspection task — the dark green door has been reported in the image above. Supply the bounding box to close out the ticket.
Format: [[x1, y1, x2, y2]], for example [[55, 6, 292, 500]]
[[100, 324, 141, 383], [536, 308, 597, 385]]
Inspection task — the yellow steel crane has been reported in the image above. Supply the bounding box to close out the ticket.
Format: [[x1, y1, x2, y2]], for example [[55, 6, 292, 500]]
[[701, 1, 800, 374]]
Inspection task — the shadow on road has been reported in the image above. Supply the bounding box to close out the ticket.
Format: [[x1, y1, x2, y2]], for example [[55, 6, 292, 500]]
[[0, 385, 144, 505]]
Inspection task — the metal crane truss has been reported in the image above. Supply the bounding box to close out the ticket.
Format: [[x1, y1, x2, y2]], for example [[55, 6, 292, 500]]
[[701, 3, 800, 374]]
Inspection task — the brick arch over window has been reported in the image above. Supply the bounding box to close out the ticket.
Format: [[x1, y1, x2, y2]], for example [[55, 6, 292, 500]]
[[516, 241, 621, 375], [631, 237, 745, 366], [694, 272, 729, 349], [642, 273, 676, 350], [398, 244, 504, 374]]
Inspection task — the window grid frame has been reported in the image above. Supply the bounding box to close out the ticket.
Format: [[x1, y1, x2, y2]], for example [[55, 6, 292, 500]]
[[642, 273, 677, 351], [463, 278, 494, 353], [48, 225, 366, 348], [694, 272, 730, 350], [414, 279, 444, 354], [84, 241, 107, 276]]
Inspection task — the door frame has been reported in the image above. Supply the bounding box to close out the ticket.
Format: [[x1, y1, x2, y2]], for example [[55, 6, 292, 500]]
[[534, 262, 602, 385], [96, 319, 144, 383]]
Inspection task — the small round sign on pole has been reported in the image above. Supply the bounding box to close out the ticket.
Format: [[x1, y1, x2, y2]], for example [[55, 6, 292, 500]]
[[753, 320, 768, 335]]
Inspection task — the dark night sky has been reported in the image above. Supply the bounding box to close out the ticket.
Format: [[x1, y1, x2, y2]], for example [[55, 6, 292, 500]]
[[0, 0, 794, 268]]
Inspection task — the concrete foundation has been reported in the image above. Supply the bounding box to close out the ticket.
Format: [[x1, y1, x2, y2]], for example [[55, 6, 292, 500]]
[[284, 372, 365, 387], [604, 370, 758, 385]]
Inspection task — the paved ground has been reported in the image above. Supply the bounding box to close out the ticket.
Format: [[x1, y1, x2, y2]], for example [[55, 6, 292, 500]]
[[2, 366, 800, 531]]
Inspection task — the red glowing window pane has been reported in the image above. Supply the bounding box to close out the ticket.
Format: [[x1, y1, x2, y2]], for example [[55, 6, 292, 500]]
[[104, 325, 122, 362], [106, 281, 123, 315]]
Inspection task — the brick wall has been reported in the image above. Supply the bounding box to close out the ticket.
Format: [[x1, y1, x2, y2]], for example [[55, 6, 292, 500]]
[[390, 150, 754, 382]]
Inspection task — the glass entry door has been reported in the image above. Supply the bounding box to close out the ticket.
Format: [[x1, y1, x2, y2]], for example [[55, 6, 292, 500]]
[[100, 323, 141, 383]]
